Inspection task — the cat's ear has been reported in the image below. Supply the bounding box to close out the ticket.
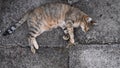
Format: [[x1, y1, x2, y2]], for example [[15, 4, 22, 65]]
[[86, 17, 97, 25], [87, 17, 92, 22], [83, 16, 92, 22]]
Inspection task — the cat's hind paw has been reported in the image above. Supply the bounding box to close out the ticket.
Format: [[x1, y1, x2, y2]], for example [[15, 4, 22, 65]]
[[31, 46, 36, 54]]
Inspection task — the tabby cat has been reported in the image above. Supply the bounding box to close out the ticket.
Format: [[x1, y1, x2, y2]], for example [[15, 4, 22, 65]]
[[3, 3, 96, 53]]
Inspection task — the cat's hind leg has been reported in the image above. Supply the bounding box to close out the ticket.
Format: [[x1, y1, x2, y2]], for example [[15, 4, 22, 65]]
[[27, 19, 43, 53], [28, 35, 39, 54]]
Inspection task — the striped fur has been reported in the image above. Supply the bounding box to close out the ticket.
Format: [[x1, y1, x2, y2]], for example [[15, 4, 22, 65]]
[[3, 3, 95, 53]]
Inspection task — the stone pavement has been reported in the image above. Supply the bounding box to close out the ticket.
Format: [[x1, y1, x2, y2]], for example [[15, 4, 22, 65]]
[[0, 0, 120, 68]]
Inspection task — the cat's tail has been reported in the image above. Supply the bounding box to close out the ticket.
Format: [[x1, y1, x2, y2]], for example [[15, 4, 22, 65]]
[[2, 13, 29, 36]]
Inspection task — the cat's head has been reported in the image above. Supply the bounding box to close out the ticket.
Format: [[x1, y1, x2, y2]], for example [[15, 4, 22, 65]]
[[80, 15, 96, 32]]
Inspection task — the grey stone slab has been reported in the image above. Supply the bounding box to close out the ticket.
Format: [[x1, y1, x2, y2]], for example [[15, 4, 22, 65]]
[[69, 44, 120, 68], [74, 0, 120, 44], [67, 0, 79, 4], [0, 47, 68, 68]]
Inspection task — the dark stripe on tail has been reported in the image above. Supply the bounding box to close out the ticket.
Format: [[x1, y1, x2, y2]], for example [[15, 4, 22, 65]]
[[2, 12, 29, 36], [2, 25, 16, 36]]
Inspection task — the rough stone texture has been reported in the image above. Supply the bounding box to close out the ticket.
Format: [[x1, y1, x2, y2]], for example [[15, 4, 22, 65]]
[[69, 44, 120, 68], [0, 47, 68, 68], [74, 0, 120, 44], [0, 0, 120, 68]]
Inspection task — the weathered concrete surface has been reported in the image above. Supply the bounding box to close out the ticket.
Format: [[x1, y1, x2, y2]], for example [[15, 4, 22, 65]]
[[69, 44, 120, 68], [0, 0, 120, 68], [74, 0, 120, 44], [0, 47, 68, 68]]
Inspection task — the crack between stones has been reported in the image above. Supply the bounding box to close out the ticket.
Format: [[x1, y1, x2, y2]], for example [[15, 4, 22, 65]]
[[0, 42, 120, 49], [79, 42, 120, 45], [67, 54, 70, 68]]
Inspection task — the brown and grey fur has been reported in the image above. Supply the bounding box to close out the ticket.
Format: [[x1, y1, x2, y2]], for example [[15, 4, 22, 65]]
[[3, 3, 96, 53]]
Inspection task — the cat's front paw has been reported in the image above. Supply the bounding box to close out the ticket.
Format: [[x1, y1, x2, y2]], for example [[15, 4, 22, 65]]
[[66, 42, 75, 48], [66, 42, 78, 48]]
